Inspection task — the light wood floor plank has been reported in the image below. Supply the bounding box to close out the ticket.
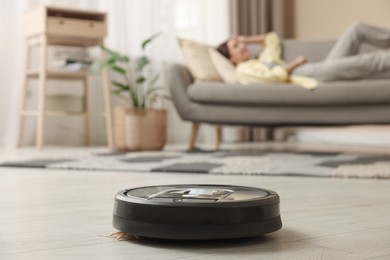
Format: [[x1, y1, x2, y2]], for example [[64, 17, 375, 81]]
[[303, 226, 390, 258]]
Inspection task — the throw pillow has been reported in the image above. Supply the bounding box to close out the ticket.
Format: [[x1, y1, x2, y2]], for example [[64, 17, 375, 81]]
[[177, 37, 222, 82], [208, 48, 238, 84]]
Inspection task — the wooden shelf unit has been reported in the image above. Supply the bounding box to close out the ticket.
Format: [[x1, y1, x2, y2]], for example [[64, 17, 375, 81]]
[[19, 6, 113, 149]]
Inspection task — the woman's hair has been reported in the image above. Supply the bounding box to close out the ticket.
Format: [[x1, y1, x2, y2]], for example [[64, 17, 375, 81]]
[[217, 41, 230, 59]]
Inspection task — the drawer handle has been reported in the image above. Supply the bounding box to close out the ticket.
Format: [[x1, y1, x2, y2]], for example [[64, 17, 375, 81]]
[[89, 22, 94, 28], [58, 19, 64, 25]]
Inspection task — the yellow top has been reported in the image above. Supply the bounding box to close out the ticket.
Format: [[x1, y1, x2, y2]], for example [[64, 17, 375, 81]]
[[236, 32, 318, 90]]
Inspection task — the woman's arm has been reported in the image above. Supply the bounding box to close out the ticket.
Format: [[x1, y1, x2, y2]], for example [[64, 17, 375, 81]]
[[239, 34, 266, 45]]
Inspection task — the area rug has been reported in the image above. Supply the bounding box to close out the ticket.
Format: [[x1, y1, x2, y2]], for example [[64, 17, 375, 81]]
[[2, 149, 390, 178]]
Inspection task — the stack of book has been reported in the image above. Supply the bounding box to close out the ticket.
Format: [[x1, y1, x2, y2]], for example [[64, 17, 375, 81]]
[[51, 47, 92, 71]]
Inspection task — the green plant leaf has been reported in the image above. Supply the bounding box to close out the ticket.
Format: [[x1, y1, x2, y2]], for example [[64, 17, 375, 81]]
[[111, 65, 126, 74], [147, 74, 159, 87], [112, 81, 129, 90], [136, 56, 150, 71], [101, 45, 130, 63], [111, 89, 122, 95], [121, 75, 139, 108], [101, 45, 120, 58], [145, 86, 162, 98], [161, 94, 172, 100], [136, 76, 146, 84], [141, 32, 162, 50], [144, 86, 171, 107], [145, 94, 169, 108], [89, 60, 108, 74], [117, 55, 130, 63], [150, 92, 172, 101], [100, 45, 120, 59], [107, 57, 116, 65]]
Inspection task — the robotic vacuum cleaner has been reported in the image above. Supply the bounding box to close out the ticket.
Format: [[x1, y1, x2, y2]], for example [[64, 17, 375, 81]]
[[113, 184, 282, 240]]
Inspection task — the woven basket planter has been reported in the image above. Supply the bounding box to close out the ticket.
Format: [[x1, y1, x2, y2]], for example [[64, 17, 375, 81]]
[[114, 106, 167, 151]]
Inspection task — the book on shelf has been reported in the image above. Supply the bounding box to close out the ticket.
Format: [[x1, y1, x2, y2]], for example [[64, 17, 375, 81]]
[[50, 47, 92, 71]]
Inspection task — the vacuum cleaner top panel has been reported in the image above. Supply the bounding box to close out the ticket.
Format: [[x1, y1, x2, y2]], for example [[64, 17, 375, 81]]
[[123, 184, 277, 205]]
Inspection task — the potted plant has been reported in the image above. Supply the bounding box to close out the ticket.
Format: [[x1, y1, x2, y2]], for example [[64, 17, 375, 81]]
[[90, 34, 170, 151]]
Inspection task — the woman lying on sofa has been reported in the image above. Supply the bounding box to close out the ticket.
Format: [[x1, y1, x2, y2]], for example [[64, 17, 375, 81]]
[[218, 22, 390, 88]]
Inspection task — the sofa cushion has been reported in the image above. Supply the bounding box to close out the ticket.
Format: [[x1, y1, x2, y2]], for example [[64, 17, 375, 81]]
[[187, 79, 390, 106], [177, 37, 222, 82], [208, 48, 238, 84]]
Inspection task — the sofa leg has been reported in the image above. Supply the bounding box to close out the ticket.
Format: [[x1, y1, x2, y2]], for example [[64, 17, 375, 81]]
[[189, 122, 200, 150], [215, 126, 222, 150]]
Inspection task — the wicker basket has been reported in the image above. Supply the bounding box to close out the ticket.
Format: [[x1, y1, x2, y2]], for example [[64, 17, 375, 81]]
[[114, 107, 167, 151]]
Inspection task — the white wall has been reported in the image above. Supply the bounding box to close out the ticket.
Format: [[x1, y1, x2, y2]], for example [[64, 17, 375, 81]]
[[292, 0, 390, 39]]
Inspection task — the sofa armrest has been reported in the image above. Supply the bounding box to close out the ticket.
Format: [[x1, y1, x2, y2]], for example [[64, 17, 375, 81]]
[[165, 62, 194, 120]]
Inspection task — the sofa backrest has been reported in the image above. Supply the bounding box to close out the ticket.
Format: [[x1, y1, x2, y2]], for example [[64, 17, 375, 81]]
[[247, 39, 336, 63], [282, 39, 335, 62]]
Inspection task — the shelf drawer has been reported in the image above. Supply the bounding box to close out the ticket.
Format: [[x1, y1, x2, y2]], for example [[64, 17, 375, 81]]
[[46, 17, 106, 39], [24, 7, 107, 41]]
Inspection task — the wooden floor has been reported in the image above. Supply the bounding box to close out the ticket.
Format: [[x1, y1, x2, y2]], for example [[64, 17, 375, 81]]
[[1, 143, 390, 260]]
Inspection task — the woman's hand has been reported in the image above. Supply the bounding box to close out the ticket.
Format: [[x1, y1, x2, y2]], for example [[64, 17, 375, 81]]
[[237, 35, 247, 43]]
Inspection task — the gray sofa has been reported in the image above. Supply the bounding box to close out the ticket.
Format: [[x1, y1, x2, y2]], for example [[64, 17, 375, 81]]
[[168, 40, 390, 149]]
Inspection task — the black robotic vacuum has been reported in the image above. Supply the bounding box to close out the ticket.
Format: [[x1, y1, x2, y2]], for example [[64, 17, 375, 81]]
[[113, 184, 282, 240]]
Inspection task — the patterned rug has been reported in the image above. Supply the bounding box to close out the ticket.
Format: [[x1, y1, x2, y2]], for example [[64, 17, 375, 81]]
[[2, 149, 390, 178]]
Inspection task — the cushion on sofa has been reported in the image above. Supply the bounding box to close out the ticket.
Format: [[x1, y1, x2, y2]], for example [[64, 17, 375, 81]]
[[187, 79, 390, 106], [208, 48, 238, 84], [177, 37, 222, 82]]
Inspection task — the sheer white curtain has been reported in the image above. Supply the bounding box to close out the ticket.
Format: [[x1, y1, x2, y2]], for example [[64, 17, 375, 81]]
[[0, 0, 230, 147], [0, 0, 28, 147]]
